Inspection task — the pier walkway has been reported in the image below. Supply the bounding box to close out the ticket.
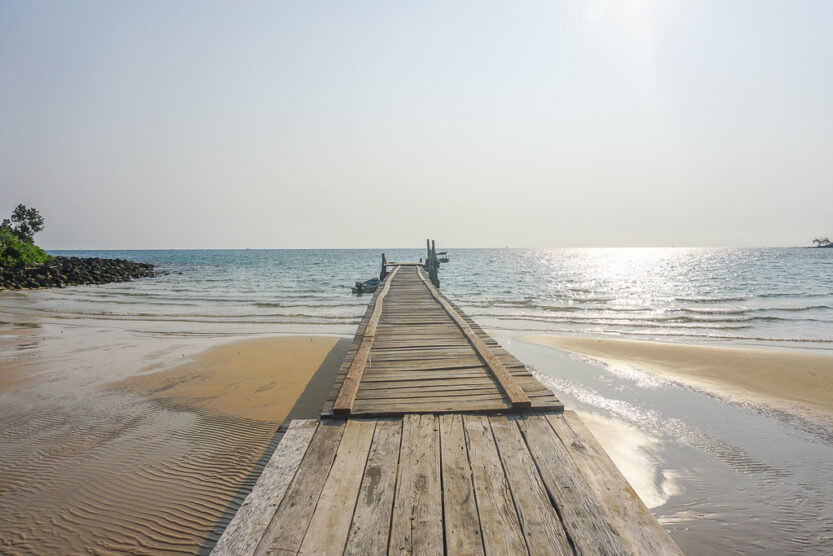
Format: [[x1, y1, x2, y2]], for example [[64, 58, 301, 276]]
[[324, 265, 562, 416], [213, 260, 682, 555]]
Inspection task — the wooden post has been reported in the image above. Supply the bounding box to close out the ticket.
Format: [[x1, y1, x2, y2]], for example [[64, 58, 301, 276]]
[[428, 240, 440, 288], [380, 253, 387, 281]]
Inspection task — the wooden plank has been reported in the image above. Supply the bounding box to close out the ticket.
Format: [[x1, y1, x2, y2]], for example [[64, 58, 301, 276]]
[[298, 419, 377, 555], [333, 266, 400, 415], [213, 420, 318, 555], [439, 414, 485, 556], [357, 389, 507, 401], [365, 359, 504, 372], [416, 266, 531, 409], [360, 371, 493, 383], [463, 414, 528, 555], [515, 414, 630, 556], [360, 380, 499, 392], [389, 414, 443, 555], [554, 412, 683, 556], [352, 398, 511, 415], [254, 420, 346, 554], [489, 416, 572, 556], [345, 418, 403, 556]]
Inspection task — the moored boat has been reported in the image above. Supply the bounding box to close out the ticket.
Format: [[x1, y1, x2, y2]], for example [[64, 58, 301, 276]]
[[351, 277, 380, 294]]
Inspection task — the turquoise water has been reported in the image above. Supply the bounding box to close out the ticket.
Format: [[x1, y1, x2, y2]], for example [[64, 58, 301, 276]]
[[10, 247, 833, 348]]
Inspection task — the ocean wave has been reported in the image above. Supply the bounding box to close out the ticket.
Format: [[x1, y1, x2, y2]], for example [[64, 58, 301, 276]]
[[675, 296, 748, 303], [255, 301, 363, 309], [750, 305, 833, 313], [470, 311, 755, 324], [485, 314, 752, 330], [681, 307, 750, 315], [757, 292, 833, 299]]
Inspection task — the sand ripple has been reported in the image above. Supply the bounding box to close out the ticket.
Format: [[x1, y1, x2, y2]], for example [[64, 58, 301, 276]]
[[0, 393, 279, 555]]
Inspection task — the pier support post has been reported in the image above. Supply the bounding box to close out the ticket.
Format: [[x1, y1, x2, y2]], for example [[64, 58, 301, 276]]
[[380, 253, 387, 281], [428, 240, 440, 288]]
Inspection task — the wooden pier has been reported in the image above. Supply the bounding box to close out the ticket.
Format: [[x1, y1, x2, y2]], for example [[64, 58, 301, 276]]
[[214, 247, 682, 555]]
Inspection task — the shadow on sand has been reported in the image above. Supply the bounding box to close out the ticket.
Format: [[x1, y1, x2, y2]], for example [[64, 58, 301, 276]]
[[199, 337, 352, 554]]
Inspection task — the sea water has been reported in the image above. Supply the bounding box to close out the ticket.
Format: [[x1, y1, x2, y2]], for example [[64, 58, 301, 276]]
[[5, 247, 832, 349]]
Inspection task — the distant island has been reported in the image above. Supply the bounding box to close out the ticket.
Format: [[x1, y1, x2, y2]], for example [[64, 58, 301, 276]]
[[0, 204, 155, 290], [812, 237, 832, 248]]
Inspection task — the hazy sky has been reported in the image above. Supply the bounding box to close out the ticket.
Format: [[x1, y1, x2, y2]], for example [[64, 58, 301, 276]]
[[1, 1, 831, 249]]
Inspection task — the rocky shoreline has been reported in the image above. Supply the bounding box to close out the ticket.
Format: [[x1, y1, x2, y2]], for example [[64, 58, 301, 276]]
[[0, 257, 155, 290]]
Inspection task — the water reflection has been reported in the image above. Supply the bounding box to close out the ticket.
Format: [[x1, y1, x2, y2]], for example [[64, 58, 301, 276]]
[[501, 334, 833, 554]]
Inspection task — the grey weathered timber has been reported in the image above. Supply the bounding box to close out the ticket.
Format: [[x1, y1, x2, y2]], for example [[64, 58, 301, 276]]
[[464, 414, 528, 555], [254, 420, 345, 554], [416, 266, 531, 409], [489, 415, 572, 556], [388, 414, 443, 555], [214, 412, 682, 555], [515, 413, 631, 556], [325, 264, 560, 417], [440, 414, 485, 555], [297, 419, 377, 555], [344, 418, 403, 556], [333, 266, 400, 415], [212, 420, 317, 556]]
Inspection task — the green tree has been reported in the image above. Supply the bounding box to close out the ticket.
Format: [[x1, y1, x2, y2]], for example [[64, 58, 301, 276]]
[[3, 204, 45, 243], [0, 226, 51, 266]]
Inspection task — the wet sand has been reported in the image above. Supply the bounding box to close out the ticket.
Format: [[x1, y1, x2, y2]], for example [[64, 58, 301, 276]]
[[503, 332, 833, 553], [526, 335, 833, 430], [111, 336, 339, 422], [0, 333, 347, 555]]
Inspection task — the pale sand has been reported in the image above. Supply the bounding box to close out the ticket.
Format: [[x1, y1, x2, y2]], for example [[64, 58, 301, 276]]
[[1, 335, 345, 554], [526, 335, 833, 429], [112, 335, 339, 421]]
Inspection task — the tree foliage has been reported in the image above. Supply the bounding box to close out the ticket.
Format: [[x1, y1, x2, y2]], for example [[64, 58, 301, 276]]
[[0, 226, 51, 267], [0, 205, 49, 267], [2, 204, 45, 243]]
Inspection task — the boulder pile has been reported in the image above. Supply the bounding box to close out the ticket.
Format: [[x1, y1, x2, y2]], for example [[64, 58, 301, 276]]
[[0, 257, 155, 290]]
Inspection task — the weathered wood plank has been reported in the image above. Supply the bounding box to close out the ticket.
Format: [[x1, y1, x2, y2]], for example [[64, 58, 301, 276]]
[[325, 263, 561, 417], [515, 413, 630, 556], [298, 419, 377, 555], [254, 420, 346, 555], [389, 414, 443, 555], [345, 418, 403, 556], [416, 266, 531, 409], [213, 420, 318, 556], [440, 414, 485, 555], [357, 389, 507, 401], [554, 411, 683, 556], [489, 416, 572, 556], [463, 414, 528, 555], [333, 266, 400, 416]]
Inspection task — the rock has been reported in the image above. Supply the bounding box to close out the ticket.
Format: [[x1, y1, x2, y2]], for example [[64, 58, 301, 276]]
[[0, 257, 156, 291]]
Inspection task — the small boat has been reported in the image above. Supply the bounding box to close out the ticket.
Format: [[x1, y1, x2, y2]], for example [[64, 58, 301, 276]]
[[437, 251, 450, 263], [352, 277, 380, 294]]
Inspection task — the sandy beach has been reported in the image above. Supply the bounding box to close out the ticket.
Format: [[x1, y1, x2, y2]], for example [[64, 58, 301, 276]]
[[525, 335, 833, 430], [110, 335, 340, 422], [0, 332, 346, 555]]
